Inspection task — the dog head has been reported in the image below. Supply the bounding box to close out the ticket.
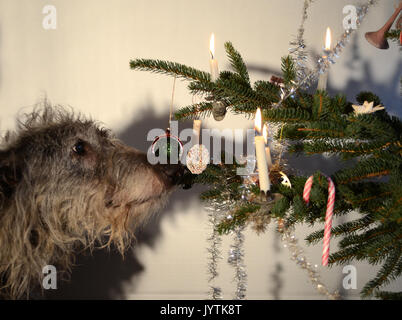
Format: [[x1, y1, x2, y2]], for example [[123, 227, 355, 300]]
[[0, 105, 184, 298]]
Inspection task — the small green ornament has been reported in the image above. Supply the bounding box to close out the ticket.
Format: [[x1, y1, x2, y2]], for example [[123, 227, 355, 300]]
[[151, 129, 183, 163]]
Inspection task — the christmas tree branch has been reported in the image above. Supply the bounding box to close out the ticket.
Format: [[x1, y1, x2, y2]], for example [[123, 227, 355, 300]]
[[361, 246, 401, 298], [306, 215, 374, 245], [174, 102, 214, 120], [129, 59, 211, 82], [224, 42, 250, 85]]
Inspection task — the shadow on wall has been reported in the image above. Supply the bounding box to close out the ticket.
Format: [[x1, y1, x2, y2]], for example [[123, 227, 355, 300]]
[[328, 34, 401, 117], [45, 105, 201, 299], [0, 23, 2, 92], [269, 231, 283, 300]]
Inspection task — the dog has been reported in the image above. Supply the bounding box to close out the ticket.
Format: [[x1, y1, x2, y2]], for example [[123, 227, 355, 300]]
[[0, 103, 184, 299]]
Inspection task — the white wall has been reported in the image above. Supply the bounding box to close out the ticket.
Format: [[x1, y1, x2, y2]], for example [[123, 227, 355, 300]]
[[0, 0, 401, 299]]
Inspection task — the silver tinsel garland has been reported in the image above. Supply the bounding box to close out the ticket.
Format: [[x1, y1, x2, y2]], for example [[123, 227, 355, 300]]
[[228, 224, 247, 300], [205, 200, 226, 300], [205, 198, 239, 299], [277, 0, 379, 108], [289, 0, 315, 85], [277, 217, 341, 300], [204, 198, 341, 299]]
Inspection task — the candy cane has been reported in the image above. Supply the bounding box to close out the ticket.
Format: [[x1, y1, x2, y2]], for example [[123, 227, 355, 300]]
[[303, 174, 335, 266]]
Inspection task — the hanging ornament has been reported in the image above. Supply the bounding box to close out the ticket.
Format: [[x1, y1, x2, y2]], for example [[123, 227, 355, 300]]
[[212, 101, 227, 121], [186, 144, 210, 174], [151, 76, 184, 163], [279, 171, 292, 188], [352, 100, 385, 115], [151, 128, 183, 162]]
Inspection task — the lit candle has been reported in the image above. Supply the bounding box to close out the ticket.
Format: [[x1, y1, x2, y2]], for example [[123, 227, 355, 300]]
[[254, 108, 271, 193], [263, 124, 273, 168], [192, 119, 201, 145], [317, 27, 332, 91], [209, 33, 219, 82]]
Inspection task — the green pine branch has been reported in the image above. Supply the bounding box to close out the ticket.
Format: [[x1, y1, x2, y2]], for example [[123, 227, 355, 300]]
[[216, 203, 261, 234], [281, 56, 296, 86], [375, 290, 402, 300], [361, 246, 401, 298], [264, 107, 312, 123], [306, 215, 374, 245], [174, 102, 214, 120], [130, 59, 211, 82], [224, 42, 250, 84]]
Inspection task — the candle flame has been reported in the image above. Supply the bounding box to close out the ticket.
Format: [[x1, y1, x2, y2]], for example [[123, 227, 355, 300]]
[[325, 27, 332, 51], [263, 123, 268, 144], [209, 33, 215, 58], [255, 108, 262, 133]]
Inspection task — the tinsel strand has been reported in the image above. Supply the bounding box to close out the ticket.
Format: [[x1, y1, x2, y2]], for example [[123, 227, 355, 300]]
[[205, 204, 223, 300], [228, 224, 247, 300], [289, 0, 315, 84], [205, 199, 235, 300], [277, 218, 341, 300]]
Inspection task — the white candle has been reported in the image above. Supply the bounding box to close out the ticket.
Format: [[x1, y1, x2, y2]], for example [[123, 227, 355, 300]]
[[192, 119, 201, 145], [254, 108, 270, 192], [209, 33, 219, 81], [263, 124, 273, 168], [317, 27, 332, 91]]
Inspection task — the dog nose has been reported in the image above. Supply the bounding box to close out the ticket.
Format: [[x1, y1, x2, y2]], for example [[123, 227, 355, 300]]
[[160, 164, 185, 185]]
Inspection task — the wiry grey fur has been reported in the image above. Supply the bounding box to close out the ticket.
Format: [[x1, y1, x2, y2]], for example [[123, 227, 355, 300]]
[[0, 103, 177, 299]]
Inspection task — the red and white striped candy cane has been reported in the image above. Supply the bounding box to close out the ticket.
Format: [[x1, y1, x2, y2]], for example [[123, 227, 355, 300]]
[[303, 174, 335, 266]]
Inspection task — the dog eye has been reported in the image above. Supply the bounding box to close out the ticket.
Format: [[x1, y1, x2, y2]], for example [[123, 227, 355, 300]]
[[72, 141, 86, 156]]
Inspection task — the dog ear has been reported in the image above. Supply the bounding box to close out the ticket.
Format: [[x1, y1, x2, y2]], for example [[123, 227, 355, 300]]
[[0, 149, 22, 200]]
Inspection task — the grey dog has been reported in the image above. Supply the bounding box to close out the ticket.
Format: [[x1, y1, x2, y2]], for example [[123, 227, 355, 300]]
[[0, 104, 184, 299]]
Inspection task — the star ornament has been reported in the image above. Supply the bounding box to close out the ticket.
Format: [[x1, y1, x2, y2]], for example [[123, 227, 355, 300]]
[[352, 101, 385, 115]]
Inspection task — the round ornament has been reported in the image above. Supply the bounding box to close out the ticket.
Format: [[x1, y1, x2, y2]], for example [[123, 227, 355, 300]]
[[151, 129, 183, 163], [212, 101, 227, 121], [186, 144, 210, 174]]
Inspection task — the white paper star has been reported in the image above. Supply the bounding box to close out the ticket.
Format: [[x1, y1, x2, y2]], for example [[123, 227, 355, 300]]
[[352, 101, 384, 115]]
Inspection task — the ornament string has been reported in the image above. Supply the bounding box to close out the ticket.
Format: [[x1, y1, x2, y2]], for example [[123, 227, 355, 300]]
[[168, 76, 177, 130]]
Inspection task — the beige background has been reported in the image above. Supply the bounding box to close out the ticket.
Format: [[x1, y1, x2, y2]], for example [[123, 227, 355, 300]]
[[0, 0, 401, 299]]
